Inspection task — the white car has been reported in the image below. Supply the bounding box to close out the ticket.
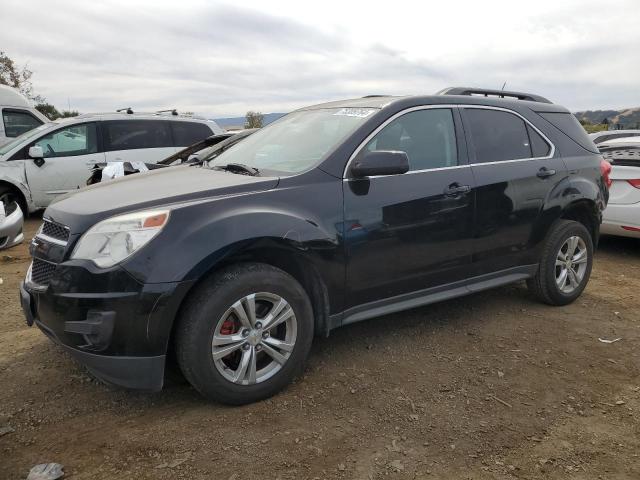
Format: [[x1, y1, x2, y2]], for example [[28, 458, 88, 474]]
[[589, 129, 640, 145], [0, 112, 224, 213], [599, 137, 640, 239], [0, 85, 50, 146]]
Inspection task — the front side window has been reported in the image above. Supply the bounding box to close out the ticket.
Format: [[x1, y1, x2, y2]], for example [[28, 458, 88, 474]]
[[465, 109, 534, 163], [104, 120, 172, 151], [363, 108, 458, 171], [2, 109, 43, 138], [33, 123, 98, 158], [172, 121, 214, 146]]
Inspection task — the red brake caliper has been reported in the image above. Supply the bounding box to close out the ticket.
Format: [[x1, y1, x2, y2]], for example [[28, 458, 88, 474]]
[[220, 318, 236, 335]]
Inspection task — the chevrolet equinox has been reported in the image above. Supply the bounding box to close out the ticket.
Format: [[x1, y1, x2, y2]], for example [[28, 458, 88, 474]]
[[21, 87, 610, 404]]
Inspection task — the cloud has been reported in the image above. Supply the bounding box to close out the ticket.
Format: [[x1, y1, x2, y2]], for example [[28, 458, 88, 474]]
[[1, 0, 638, 116]]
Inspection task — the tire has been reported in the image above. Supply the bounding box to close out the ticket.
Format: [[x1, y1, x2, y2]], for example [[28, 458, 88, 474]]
[[527, 220, 594, 306], [175, 263, 314, 405]]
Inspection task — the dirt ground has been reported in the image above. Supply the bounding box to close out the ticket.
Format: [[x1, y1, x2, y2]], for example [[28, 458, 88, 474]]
[[1, 217, 639, 480]]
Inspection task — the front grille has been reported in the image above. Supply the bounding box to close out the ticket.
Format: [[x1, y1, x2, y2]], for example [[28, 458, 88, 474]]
[[41, 219, 70, 242], [31, 258, 56, 286]]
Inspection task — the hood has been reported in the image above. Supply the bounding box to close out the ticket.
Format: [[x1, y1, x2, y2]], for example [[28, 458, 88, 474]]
[[45, 164, 279, 233]]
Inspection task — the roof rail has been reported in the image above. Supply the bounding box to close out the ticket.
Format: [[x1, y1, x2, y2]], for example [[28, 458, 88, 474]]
[[157, 109, 179, 116], [116, 107, 134, 114], [362, 95, 388, 98], [436, 87, 552, 104]]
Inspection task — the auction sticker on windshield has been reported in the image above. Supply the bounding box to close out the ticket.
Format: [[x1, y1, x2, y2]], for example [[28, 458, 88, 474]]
[[332, 108, 377, 118]]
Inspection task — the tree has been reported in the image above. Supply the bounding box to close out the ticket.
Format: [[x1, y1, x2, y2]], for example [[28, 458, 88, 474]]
[[2, 51, 80, 120], [245, 111, 264, 129], [60, 110, 79, 118], [0, 50, 35, 99], [35, 102, 60, 120]]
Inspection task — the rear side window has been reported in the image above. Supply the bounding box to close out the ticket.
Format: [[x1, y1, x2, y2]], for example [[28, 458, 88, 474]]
[[527, 124, 551, 157], [465, 109, 532, 163], [363, 108, 458, 171], [2, 109, 43, 137], [172, 121, 213, 146], [539, 112, 599, 153], [103, 120, 172, 151]]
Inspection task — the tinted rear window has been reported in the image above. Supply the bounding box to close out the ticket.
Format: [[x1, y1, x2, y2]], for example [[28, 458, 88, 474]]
[[465, 109, 532, 163], [104, 120, 172, 151], [595, 132, 640, 144], [539, 112, 599, 153], [172, 121, 213, 146]]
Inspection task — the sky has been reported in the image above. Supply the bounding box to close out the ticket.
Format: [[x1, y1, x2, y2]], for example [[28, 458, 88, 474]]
[[2, 0, 639, 117]]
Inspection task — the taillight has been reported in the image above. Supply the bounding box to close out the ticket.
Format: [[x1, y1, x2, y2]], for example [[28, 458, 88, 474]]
[[627, 179, 640, 189], [600, 159, 612, 189]]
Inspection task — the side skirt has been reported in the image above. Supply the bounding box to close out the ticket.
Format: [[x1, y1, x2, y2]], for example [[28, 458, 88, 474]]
[[329, 264, 538, 331]]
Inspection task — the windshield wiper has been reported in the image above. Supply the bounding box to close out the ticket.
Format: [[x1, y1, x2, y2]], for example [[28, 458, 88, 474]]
[[213, 163, 260, 176]]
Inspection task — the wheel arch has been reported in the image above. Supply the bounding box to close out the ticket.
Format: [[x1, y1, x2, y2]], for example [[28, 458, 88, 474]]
[[560, 198, 600, 245], [164, 238, 333, 369], [0, 178, 30, 215]]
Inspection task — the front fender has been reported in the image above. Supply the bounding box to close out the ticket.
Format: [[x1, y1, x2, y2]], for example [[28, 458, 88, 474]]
[[0, 162, 35, 212], [121, 176, 344, 285]]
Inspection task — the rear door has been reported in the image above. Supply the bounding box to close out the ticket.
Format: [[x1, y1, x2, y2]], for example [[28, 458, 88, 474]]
[[103, 119, 174, 163], [460, 106, 566, 274], [171, 121, 215, 148], [343, 107, 475, 309], [24, 122, 104, 207]]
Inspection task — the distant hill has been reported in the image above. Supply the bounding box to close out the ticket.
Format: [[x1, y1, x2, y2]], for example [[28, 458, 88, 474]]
[[214, 112, 286, 129], [575, 107, 640, 128]]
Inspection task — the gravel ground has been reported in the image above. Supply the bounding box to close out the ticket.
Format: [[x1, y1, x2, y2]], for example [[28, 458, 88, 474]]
[[1, 217, 639, 479]]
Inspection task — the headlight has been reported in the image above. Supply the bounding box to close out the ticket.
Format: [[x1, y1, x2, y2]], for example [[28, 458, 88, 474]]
[[71, 209, 170, 268]]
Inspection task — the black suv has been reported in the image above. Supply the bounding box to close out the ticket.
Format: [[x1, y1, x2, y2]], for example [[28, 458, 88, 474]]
[[20, 87, 610, 404]]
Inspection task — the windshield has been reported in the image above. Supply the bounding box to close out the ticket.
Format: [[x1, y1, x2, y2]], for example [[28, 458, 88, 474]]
[[208, 108, 378, 174], [0, 123, 52, 156]]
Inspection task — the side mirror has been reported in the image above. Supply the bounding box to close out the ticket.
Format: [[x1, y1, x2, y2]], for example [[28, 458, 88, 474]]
[[28, 146, 45, 167], [351, 150, 410, 178], [29, 146, 44, 159]]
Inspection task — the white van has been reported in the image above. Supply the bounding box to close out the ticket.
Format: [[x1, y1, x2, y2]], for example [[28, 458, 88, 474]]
[[0, 85, 50, 146], [0, 112, 224, 213]]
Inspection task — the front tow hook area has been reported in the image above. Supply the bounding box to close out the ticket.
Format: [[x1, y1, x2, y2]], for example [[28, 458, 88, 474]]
[[65, 311, 116, 350]]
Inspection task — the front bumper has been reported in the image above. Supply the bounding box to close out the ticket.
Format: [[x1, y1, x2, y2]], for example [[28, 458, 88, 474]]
[[20, 262, 194, 391]]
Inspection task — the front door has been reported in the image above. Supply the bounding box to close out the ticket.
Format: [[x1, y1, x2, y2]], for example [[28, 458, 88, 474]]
[[343, 107, 475, 310], [24, 122, 104, 208]]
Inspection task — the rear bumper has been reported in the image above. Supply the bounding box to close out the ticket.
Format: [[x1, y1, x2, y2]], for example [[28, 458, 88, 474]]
[[602, 203, 640, 238], [20, 263, 194, 391]]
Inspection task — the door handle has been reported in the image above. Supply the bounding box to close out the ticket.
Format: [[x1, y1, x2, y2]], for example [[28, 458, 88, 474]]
[[444, 183, 471, 196], [537, 167, 556, 178]]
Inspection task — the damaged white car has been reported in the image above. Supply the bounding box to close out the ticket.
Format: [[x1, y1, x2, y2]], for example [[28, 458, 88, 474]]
[[0, 111, 223, 214], [86, 129, 255, 184]]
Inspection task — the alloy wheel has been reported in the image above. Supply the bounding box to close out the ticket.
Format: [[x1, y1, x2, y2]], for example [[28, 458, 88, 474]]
[[555, 236, 588, 294], [211, 292, 297, 385]]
